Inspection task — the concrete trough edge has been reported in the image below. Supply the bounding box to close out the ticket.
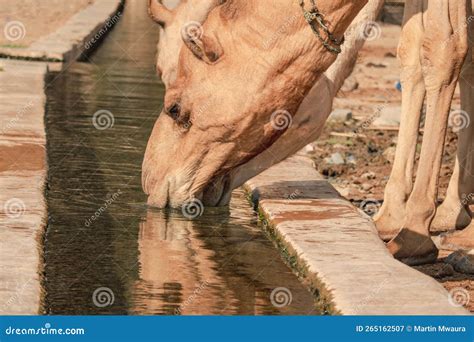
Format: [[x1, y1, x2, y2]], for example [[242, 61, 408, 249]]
[[243, 155, 469, 315], [0, 0, 124, 63], [0, 59, 48, 315], [0, 0, 123, 315]]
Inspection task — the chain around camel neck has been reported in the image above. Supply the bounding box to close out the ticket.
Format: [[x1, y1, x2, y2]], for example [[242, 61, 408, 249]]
[[299, 0, 344, 55]]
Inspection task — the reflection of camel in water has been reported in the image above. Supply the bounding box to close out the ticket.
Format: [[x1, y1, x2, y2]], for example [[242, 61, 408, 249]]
[[132, 210, 230, 315], [131, 192, 315, 315]]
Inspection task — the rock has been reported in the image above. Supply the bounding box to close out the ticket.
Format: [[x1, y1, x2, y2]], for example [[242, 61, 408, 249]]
[[328, 109, 352, 123], [361, 183, 373, 191], [304, 144, 316, 153], [446, 251, 465, 264], [324, 152, 345, 165], [446, 250, 474, 274], [415, 263, 455, 279], [341, 76, 359, 92], [346, 154, 357, 165], [383, 146, 397, 163], [361, 172, 376, 180], [436, 264, 455, 277], [372, 106, 401, 127]]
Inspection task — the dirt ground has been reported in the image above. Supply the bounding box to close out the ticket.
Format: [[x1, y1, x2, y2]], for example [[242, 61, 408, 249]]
[[308, 23, 473, 312], [0, 0, 93, 47]]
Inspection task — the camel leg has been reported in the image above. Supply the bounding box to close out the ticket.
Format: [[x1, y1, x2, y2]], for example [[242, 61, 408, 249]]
[[432, 163, 473, 234], [387, 0, 469, 265], [432, 41, 474, 234], [440, 29, 474, 249], [374, 1, 426, 241]]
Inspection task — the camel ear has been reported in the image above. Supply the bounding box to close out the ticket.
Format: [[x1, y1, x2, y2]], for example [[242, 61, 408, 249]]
[[182, 34, 223, 65], [148, 0, 173, 27]]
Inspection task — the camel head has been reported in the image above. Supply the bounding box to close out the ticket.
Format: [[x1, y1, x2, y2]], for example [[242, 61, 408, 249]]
[[143, 0, 368, 208], [148, 0, 220, 87]]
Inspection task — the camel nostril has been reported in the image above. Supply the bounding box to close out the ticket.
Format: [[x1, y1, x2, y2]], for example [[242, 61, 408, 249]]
[[207, 51, 220, 63], [155, 64, 163, 77], [166, 102, 181, 121]]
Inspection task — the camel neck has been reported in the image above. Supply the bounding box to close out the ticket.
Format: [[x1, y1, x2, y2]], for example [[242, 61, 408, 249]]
[[326, 0, 368, 38], [307, 0, 368, 41]]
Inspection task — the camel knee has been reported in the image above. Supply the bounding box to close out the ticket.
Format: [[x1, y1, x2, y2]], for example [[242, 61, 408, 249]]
[[421, 44, 467, 90], [398, 32, 423, 84], [421, 7, 468, 88]]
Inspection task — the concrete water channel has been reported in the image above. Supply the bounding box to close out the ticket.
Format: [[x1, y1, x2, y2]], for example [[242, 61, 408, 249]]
[[41, 0, 318, 315]]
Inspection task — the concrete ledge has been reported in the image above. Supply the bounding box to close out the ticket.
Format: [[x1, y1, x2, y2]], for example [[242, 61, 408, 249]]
[[0, 0, 123, 315], [244, 156, 469, 315], [0, 59, 48, 314], [0, 0, 123, 62]]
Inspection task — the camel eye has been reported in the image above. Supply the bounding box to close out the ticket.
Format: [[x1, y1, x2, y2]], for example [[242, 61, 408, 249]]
[[165, 102, 191, 129], [166, 102, 181, 121]]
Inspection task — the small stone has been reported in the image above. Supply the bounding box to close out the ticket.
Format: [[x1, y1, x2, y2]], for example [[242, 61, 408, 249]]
[[372, 106, 401, 127], [304, 144, 316, 153], [446, 251, 465, 264], [341, 76, 359, 92], [346, 154, 357, 165], [446, 250, 474, 274], [383, 146, 397, 163], [361, 183, 373, 191], [415, 263, 455, 279], [328, 109, 352, 123], [361, 172, 376, 180], [436, 264, 455, 277], [324, 152, 345, 165]]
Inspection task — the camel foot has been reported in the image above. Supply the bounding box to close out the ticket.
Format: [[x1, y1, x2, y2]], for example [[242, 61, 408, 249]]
[[387, 228, 439, 266], [430, 200, 472, 234], [440, 222, 474, 251], [374, 203, 405, 241]]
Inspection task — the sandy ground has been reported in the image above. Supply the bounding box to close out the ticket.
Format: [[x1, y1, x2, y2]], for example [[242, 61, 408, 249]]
[[308, 23, 473, 311], [0, 0, 94, 47]]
